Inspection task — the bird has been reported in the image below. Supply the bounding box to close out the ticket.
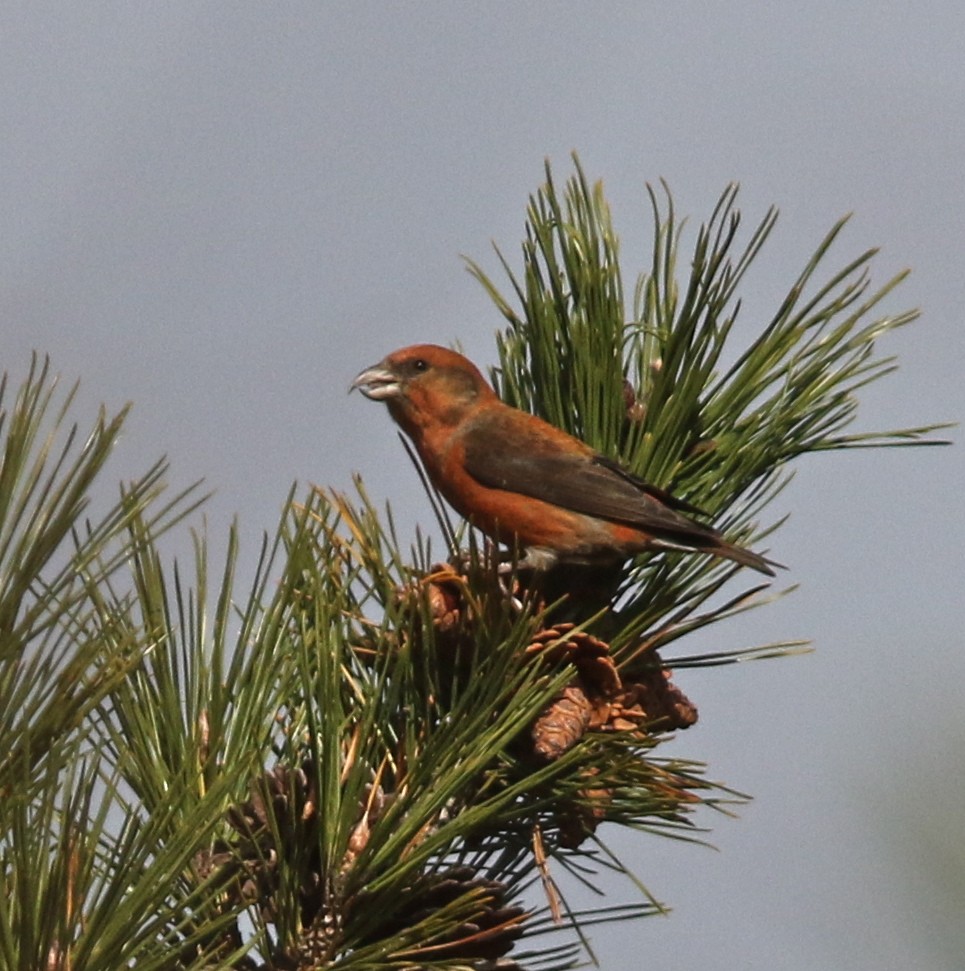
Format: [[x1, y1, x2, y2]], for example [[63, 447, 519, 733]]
[[351, 344, 776, 576]]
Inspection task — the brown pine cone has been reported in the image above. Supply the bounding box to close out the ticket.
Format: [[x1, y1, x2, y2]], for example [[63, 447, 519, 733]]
[[351, 865, 525, 965], [526, 624, 697, 761]]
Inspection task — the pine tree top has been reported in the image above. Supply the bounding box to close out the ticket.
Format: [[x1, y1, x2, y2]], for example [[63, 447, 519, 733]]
[[0, 158, 949, 970]]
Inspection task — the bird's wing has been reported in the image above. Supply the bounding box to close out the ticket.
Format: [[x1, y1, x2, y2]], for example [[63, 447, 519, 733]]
[[461, 423, 715, 540]]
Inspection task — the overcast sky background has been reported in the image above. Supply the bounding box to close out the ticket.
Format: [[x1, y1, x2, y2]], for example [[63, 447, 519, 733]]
[[3, 4, 963, 969]]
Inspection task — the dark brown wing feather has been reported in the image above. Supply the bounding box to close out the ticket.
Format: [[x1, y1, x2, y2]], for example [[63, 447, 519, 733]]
[[464, 445, 708, 537], [461, 414, 776, 574]]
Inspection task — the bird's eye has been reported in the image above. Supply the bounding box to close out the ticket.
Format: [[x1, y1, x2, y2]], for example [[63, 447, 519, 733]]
[[412, 359, 428, 373]]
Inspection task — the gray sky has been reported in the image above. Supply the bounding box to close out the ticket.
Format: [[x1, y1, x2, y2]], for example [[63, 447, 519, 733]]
[[3, 4, 963, 968]]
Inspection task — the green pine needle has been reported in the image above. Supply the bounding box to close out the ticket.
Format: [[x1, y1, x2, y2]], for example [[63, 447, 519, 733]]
[[467, 154, 951, 642], [0, 158, 951, 969]]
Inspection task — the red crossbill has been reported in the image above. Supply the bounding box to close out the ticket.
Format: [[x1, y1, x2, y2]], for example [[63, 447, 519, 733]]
[[352, 344, 775, 576]]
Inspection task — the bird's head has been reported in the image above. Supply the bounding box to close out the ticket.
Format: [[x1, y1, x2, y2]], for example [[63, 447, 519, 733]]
[[351, 344, 498, 437]]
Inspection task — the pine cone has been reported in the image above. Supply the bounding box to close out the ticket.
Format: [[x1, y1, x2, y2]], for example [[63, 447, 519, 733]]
[[221, 761, 323, 922], [530, 683, 593, 761], [525, 624, 621, 762], [393, 562, 532, 702], [613, 668, 698, 732], [391, 565, 472, 671], [526, 623, 697, 762], [352, 865, 525, 966], [420, 565, 467, 635], [555, 769, 612, 850], [198, 759, 400, 948], [227, 761, 319, 839]]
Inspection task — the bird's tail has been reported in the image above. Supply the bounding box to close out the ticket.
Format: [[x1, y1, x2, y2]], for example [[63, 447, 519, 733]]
[[652, 533, 781, 576], [711, 540, 781, 576]]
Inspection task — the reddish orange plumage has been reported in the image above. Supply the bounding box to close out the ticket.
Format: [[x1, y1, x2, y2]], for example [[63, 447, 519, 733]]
[[352, 344, 775, 575]]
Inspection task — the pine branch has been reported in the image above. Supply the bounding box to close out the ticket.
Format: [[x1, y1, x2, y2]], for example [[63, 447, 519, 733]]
[[0, 355, 206, 799], [466, 155, 951, 646], [1, 158, 950, 970]]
